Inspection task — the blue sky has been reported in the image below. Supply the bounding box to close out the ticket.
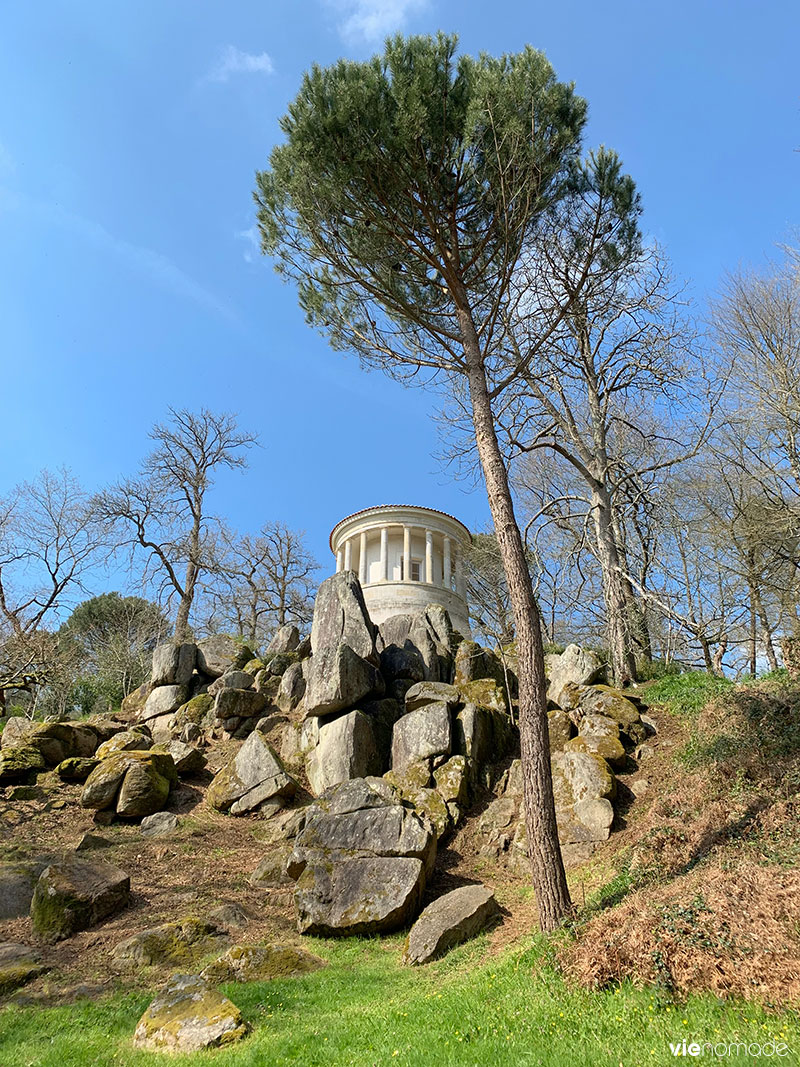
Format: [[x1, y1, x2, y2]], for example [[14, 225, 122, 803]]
[[1, 0, 797, 580]]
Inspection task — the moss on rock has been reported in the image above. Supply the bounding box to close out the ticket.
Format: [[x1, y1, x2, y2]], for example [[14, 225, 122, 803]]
[[200, 943, 326, 983], [0, 746, 46, 784], [133, 973, 250, 1052], [112, 917, 229, 969]]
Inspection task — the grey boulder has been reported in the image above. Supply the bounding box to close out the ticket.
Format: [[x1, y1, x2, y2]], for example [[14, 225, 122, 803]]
[[310, 571, 377, 661], [295, 856, 425, 936], [391, 702, 452, 769], [206, 731, 297, 815], [403, 884, 499, 965], [133, 973, 249, 1052], [196, 635, 253, 679], [207, 671, 254, 696], [151, 642, 196, 687], [303, 642, 383, 718], [267, 624, 301, 654], [306, 709, 384, 795], [545, 644, 607, 702], [289, 777, 436, 936], [141, 685, 189, 723], [141, 811, 179, 838], [404, 680, 460, 711], [30, 856, 130, 942], [277, 661, 306, 714]]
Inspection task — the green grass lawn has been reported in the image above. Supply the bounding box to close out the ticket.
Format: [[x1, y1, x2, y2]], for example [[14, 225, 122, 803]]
[[2, 935, 797, 1067]]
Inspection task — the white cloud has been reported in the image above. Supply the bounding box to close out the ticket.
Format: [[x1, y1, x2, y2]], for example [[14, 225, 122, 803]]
[[327, 0, 429, 43], [0, 189, 237, 324], [236, 225, 260, 264], [207, 45, 274, 84]]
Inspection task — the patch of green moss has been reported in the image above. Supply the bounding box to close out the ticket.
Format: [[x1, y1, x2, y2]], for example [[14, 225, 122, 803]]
[[0, 745, 46, 784], [0, 960, 48, 995], [172, 694, 214, 731], [113, 916, 227, 968], [201, 943, 326, 983]]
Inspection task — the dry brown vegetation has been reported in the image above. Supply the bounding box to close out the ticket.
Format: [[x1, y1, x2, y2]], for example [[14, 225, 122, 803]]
[[560, 676, 800, 1007]]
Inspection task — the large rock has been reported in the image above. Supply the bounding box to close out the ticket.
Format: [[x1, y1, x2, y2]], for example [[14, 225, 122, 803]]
[[1, 716, 36, 749], [567, 714, 626, 768], [311, 571, 376, 661], [249, 847, 294, 888], [558, 749, 615, 804], [404, 681, 460, 711], [403, 884, 499, 965], [0, 857, 53, 919], [207, 731, 296, 815], [0, 745, 46, 784], [201, 943, 325, 983], [454, 641, 504, 687], [112, 917, 229, 968], [141, 811, 179, 838], [391, 703, 451, 770], [133, 973, 250, 1052], [295, 856, 425, 936], [213, 687, 268, 723], [141, 685, 189, 723], [545, 644, 607, 701], [306, 709, 384, 795], [433, 755, 469, 817], [151, 642, 196, 687], [81, 750, 177, 816], [547, 708, 574, 751], [27, 722, 85, 766], [164, 740, 206, 776], [378, 609, 454, 693], [0, 941, 49, 996], [121, 681, 152, 716], [57, 756, 99, 781], [172, 694, 215, 734], [277, 661, 306, 713], [453, 702, 515, 789], [207, 670, 255, 695], [289, 778, 436, 935], [303, 642, 384, 718], [30, 856, 130, 942], [96, 727, 152, 759], [291, 779, 435, 871], [196, 636, 253, 679], [267, 624, 302, 655]]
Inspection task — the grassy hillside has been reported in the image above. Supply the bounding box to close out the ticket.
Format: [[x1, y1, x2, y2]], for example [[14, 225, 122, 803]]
[[3, 670, 800, 1064], [2, 934, 798, 1066]]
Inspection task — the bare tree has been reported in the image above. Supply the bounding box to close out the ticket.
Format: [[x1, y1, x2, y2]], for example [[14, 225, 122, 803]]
[[204, 521, 319, 646], [96, 409, 257, 642], [465, 531, 517, 647], [712, 258, 800, 498], [0, 469, 105, 710]]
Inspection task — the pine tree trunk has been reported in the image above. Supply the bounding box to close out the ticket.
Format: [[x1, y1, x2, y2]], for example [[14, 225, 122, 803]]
[[458, 309, 572, 931]]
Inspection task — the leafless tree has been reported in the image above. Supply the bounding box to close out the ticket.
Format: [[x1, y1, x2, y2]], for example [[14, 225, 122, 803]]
[[0, 469, 105, 710], [204, 521, 319, 646], [96, 409, 257, 642], [505, 221, 713, 684]]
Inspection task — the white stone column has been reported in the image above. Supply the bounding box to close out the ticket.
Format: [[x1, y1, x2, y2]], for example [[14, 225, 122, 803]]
[[403, 525, 411, 582], [455, 546, 465, 599], [336, 547, 344, 573], [425, 529, 433, 585], [443, 535, 451, 589], [359, 530, 367, 584], [380, 527, 389, 581], [344, 538, 352, 572]]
